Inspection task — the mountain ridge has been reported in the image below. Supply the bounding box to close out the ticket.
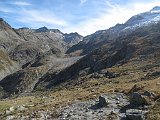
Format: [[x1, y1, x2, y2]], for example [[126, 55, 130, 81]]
[[67, 7, 160, 55]]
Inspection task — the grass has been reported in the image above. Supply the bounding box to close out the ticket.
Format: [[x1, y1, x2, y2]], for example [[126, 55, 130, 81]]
[[147, 99, 160, 120]]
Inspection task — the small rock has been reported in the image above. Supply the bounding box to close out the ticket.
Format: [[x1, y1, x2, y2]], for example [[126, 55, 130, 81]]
[[107, 72, 119, 79], [116, 101, 120, 104], [90, 72, 104, 79], [107, 111, 119, 120], [9, 106, 15, 112], [98, 110, 103, 113], [17, 105, 27, 111], [27, 104, 35, 107], [98, 96, 108, 107], [115, 97, 120, 100], [6, 115, 15, 120], [6, 110, 11, 115], [143, 91, 155, 98], [66, 113, 72, 118]]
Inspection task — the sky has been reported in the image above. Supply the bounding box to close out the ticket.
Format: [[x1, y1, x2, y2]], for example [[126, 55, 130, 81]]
[[0, 0, 160, 36]]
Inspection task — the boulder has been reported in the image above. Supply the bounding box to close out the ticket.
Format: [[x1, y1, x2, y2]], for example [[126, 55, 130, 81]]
[[17, 105, 27, 111], [107, 72, 119, 79], [5, 110, 11, 115], [9, 106, 15, 112], [98, 96, 108, 107], [90, 72, 104, 79], [129, 92, 149, 106]]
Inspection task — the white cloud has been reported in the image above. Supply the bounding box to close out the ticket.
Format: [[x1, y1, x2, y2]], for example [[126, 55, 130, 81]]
[[63, 1, 160, 35], [17, 9, 68, 27], [12, 1, 31, 6], [80, 0, 87, 5], [2, 0, 160, 36], [0, 7, 12, 13]]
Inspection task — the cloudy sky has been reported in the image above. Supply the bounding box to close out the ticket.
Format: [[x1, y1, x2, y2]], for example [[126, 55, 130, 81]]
[[0, 0, 160, 35]]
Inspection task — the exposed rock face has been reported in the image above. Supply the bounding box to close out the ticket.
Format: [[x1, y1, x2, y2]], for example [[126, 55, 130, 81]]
[[0, 50, 20, 80], [0, 18, 83, 81], [64, 32, 83, 46], [0, 19, 24, 53], [0, 55, 82, 97], [0, 66, 48, 96], [15, 27, 68, 53], [0, 18, 23, 80]]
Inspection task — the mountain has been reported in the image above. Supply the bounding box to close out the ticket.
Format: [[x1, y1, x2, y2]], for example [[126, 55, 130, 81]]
[[34, 22, 160, 90], [0, 19, 25, 80], [0, 19, 83, 81], [32, 6, 160, 89], [64, 32, 83, 47], [125, 6, 160, 29], [67, 7, 160, 55]]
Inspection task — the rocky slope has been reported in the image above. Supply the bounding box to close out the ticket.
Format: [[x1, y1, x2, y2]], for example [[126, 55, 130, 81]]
[[0, 19, 24, 80], [0, 19, 83, 81], [0, 50, 19, 80]]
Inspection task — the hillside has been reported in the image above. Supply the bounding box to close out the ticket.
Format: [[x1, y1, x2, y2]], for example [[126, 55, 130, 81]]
[[0, 19, 83, 80]]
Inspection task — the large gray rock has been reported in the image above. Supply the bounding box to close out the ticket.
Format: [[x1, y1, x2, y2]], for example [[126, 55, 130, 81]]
[[129, 92, 148, 106]]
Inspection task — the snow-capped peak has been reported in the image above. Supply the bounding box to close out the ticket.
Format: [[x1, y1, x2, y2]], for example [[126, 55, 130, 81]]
[[121, 6, 160, 32], [150, 6, 160, 13]]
